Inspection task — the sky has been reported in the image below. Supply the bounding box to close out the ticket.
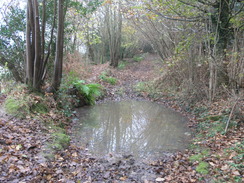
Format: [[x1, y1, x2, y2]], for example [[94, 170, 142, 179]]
[[0, 0, 26, 24]]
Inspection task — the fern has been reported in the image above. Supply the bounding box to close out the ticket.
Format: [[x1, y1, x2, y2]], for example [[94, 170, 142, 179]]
[[79, 85, 90, 96], [72, 79, 102, 105]]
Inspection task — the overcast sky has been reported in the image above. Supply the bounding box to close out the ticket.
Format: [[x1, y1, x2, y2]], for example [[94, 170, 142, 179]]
[[0, 0, 26, 25]]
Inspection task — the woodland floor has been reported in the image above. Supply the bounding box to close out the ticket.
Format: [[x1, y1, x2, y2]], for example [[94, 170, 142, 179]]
[[0, 54, 243, 182]]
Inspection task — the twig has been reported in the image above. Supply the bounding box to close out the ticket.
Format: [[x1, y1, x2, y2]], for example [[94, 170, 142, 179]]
[[225, 99, 239, 133]]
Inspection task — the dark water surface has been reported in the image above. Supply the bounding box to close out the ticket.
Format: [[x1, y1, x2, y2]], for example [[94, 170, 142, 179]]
[[71, 100, 191, 158]]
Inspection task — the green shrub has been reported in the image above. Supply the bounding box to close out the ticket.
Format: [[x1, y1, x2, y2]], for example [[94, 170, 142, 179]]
[[99, 72, 117, 85], [58, 72, 103, 114], [133, 55, 144, 62], [74, 81, 102, 105]]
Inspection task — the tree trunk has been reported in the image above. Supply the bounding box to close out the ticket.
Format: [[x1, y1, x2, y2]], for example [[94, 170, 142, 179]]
[[26, 0, 34, 86], [210, 0, 232, 86], [26, 0, 43, 91], [52, 0, 65, 91], [106, 1, 122, 68], [33, 0, 42, 90]]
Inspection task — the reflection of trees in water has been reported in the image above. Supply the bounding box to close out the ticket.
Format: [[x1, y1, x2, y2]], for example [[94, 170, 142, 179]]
[[74, 101, 189, 156]]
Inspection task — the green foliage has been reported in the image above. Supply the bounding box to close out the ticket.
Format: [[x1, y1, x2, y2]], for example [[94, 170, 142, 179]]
[[195, 108, 231, 137], [0, 6, 25, 82], [58, 72, 102, 116], [133, 54, 144, 62], [189, 154, 204, 162], [74, 81, 102, 105], [118, 61, 127, 70], [69, 0, 102, 17], [196, 162, 209, 175], [226, 141, 244, 173], [99, 72, 117, 85], [189, 150, 210, 162]]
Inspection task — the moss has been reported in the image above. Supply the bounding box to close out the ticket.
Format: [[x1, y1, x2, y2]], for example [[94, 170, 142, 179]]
[[52, 132, 70, 149], [196, 162, 209, 175], [4, 97, 30, 118], [207, 115, 223, 121]]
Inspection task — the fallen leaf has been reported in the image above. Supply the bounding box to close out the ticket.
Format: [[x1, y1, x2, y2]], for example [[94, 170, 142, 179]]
[[119, 176, 127, 181], [46, 174, 52, 180], [209, 162, 215, 167], [232, 170, 240, 176], [16, 144, 22, 151], [72, 152, 78, 157], [156, 177, 165, 182], [221, 164, 229, 171]]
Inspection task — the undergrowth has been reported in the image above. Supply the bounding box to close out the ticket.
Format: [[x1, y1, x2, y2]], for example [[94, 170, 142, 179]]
[[4, 84, 50, 118], [99, 71, 117, 85], [118, 61, 127, 70], [133, 54, 145, 62], [58, 71, 103, 116]]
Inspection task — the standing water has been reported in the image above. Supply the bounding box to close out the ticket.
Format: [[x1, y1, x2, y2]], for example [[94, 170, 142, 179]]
[[71, 100, 191, 158]]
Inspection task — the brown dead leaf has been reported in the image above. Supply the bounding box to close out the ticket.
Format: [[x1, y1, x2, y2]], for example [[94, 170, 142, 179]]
[[72, 152, 78, 157], [221, 164, 229, 171], [232, 170, 240, 176], [229, 152, 237, 159], [119, 176, 127, 181]]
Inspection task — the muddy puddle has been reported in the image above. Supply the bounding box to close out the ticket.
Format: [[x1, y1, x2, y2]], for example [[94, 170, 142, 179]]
[[71, 100, 191, 159]]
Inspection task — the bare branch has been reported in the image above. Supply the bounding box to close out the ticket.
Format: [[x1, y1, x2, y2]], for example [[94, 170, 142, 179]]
[[177, 0, 208, 13], [147, 8, 202, 22]]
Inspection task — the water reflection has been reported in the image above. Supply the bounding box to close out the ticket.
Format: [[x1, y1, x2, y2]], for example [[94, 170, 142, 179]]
[[72, 100, 191, 158]]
